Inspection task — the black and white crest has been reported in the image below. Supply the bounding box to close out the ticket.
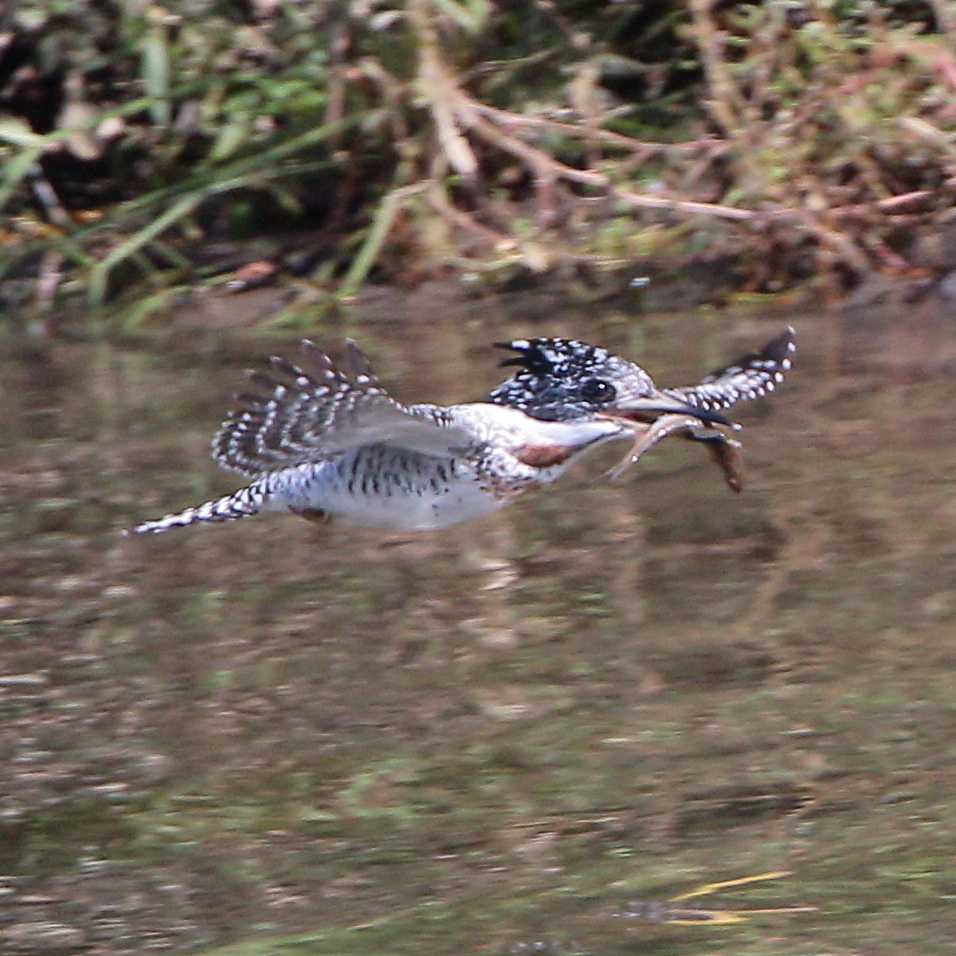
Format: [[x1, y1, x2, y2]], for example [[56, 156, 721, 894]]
[[487, 338, 651, 422]]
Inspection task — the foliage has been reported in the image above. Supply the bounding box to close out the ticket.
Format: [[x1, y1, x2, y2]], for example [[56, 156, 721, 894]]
[[2, 0, 956, 322]]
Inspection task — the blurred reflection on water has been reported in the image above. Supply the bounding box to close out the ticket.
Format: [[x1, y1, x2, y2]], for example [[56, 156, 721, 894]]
[[3, 297, 956, 954]]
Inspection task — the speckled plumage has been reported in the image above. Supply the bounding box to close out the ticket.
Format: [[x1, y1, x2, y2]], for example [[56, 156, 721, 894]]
[[487, 327, 795, 421], [663, 326, 796, 413], [130, 330, 794, 535], [484, 328, 794, 490]]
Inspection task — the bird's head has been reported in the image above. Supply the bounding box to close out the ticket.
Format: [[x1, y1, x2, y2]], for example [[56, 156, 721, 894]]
[[486, 338, 732, 427]]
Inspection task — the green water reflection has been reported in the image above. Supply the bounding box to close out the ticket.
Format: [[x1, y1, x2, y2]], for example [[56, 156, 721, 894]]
[[3, 302, 956, 954]]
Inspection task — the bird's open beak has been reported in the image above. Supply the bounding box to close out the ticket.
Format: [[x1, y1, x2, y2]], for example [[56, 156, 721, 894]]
[[608, 388, 737, 429]]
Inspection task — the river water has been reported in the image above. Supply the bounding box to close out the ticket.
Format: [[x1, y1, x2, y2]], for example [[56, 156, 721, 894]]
[[2, 293, 956, 955]]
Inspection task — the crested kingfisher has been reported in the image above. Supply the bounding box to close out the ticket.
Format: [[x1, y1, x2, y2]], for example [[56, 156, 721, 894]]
[[130, 328, 794, 535]]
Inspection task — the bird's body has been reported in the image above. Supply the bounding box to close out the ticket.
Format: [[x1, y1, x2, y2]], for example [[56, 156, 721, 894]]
[[131, 330, 794, 536], [143, 402, 627, 533]]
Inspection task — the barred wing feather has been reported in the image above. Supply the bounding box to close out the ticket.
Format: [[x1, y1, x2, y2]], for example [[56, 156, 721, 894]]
[[664, 327, 795, 413], [213, 340, 473, 476]]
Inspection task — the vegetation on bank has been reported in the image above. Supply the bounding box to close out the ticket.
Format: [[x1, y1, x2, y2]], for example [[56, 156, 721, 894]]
[[2, 0, 956, 323]]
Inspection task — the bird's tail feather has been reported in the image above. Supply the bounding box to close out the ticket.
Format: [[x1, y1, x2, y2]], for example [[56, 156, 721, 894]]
[[129, 484, 265, 535]]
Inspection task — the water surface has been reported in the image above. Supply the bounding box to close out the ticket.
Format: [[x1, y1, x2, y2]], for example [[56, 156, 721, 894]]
[[2, 297, 956, 954]]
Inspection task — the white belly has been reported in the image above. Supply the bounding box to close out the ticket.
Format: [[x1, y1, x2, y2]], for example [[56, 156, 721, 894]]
[[260, 447, 511, 531]]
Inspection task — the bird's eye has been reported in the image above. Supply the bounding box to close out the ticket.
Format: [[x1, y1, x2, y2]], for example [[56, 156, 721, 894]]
[[579, 378, 615, 402]]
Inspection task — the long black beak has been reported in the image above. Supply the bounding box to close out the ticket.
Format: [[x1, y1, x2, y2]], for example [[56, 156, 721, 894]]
[[611, 388, 736, 428]]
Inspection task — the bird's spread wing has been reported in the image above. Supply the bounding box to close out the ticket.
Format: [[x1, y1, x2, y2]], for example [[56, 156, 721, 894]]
[[664, 327, 795, 413], [213, 340, 474, 476]]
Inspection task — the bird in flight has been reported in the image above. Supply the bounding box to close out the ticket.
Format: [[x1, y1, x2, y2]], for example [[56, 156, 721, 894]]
[[130, 328, 794, 535]]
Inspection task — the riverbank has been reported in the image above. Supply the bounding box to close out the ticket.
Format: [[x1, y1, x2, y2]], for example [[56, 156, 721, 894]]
[[4, 1, 956, 326]]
